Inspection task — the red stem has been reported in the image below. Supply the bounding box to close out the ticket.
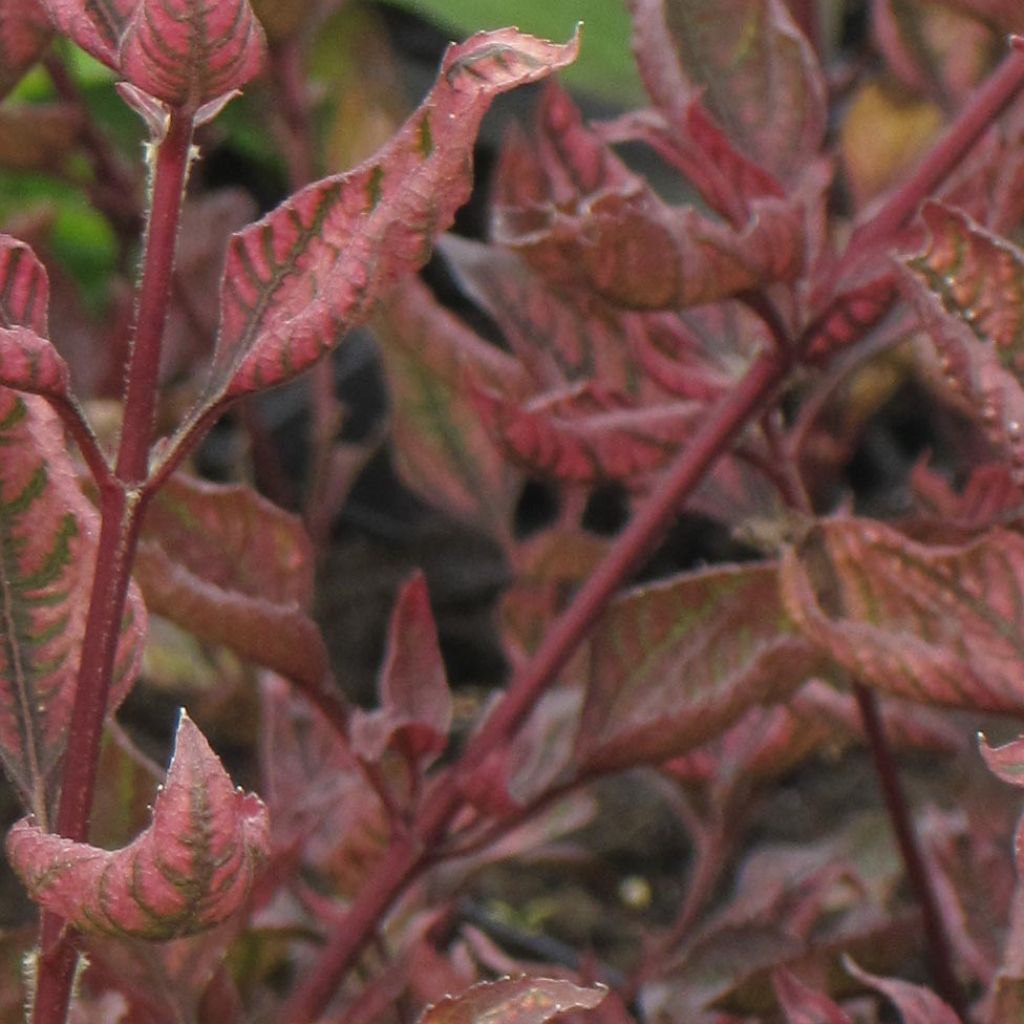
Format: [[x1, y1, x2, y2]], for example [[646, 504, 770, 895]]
[[279, 348, 791, 1024], [31, 107, 195, 1024]]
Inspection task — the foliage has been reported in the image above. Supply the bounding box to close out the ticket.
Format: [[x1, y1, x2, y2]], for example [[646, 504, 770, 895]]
[[1, 0, 1024, 1023]]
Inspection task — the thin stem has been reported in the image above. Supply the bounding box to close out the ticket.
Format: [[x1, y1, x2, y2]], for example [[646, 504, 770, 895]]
[[852, 682, 966, 1020], [279, 348, 791, 1024], [31, 106, 196, 1024]]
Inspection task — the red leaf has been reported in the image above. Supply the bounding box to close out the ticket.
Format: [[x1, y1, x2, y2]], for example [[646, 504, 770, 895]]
[[0, 390, 146, 816], [419, 977, 606, 1024], [781, 517, 1024, 713], [0, 235, 70, 398], [579, 562, 823, 770], [373, 276, 526, 539], [980, 733, 1024, 787], [772, 968, 854, 1024], [183, 27, 578, 423], [843, 959, 960, 1024], [7, 712, 268, 939], [0, 0, 52, 99], [627, 0, 826, 183], [471, 380, 703, 486], [38, 0, 135, 68], [492, 83, 806, 310], [352, 571, 452, 767], [134, 472, 329, 688], [119, 0, 266, 108]]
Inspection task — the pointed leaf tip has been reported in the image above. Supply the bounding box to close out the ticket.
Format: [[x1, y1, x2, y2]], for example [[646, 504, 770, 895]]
[[418, 976, 606, 1024], [119, 0, 267, 108], [980, 732, 1024, 787], [7, 712, 268, 939]]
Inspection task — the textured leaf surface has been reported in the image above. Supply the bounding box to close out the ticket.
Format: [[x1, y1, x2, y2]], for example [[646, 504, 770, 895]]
[[119, 0, 266, 107], [373, 276, 525, 539], [843, 960, 960, 1024], [7, 713, 268, 939], [627, 0, 826, 182], [579, 562, 822, 770], [134, 472, 328, 688], [419, 977, 606, 1024], [0, 234, 70, 399], [0, 390, 145, 815], [781, 517, 1024, 712], [188, 27, 577, 422], [492, 83, 806, 310], [39, 0, 135, 67], [0, 0, 53, 99], [352, 571, 451, 766]]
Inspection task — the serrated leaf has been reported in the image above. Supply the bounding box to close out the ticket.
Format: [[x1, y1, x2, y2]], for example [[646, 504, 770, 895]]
[[627, 0, 826, 183], [579, 562, 823, 770], [781, 517, 1024, 712], [373, 275, 525, 539], [118, 0, 266, 108], [0, 390, 145, 816], [38, 0, 135, 68], [183, 27, 578, 426], [0, 0, 53, 99], [418, 977, 606, 1024], [471, 380, 702, 486], [0, 234, 71, 399], [843, 960, 960, 1023], [492, 83, 806, 310], [772, 968, 853, 1024], [352, 571, 451, 767], [7, 712, 268, 939], [134, 472, 328, 688]]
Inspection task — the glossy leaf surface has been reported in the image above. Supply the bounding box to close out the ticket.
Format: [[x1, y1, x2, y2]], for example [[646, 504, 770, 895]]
[[579, 562, 822, 770], [119, 0, 266, 107], [352, 571, 452, 766], [7, 713, 268, 939], [627, 0, 826, 182], [782, 517, 1024, 712], [419, 977, 606, 1024], [188, 27, 577, 423], [38, 0, 135, 68], [134, 472, 328, 688], [0, 391, 145, 816], [0, 234, 70, 399], [0, 0, 52, 99]]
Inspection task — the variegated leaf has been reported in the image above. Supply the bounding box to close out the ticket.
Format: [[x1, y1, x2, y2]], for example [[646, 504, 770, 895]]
[[182, 27, 578, 429], [627, 0, 826, 182], [0, 0, 52, 99], [134, 472, 329, 688], [0, 390, 145, 816], [419, 977, 606, 1024], [0, 234, 71, 399], [7, 712, 268, 939], [119, 0, 266, 108], [579, 562, 823, 770], [781, 517, 1024, 713], [38, 0, 135, 68]]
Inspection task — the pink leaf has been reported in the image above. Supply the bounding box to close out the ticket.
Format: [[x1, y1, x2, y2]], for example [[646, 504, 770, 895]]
[[579, 562, 823, 770], [372, 275, 526, 539], [492, 83, 807, 310], [772, 968, 854, 1024], [7, 712, 268, 939], [0, 0, 53, 99], [38, 0, 135, 68], [979, 733, 1024, 787], [781, 517, 1024, 713], [118, 0, 266, 108], [843, 959, 960, 1024], [0, 390, 146, 815], [0, 235, 71, 398], [134, 472, 329, 688], [419, 977, 606, 1024], [184, 27, 577, 424], [352, 571, 452, 767], [627, 0, 826, 183]]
